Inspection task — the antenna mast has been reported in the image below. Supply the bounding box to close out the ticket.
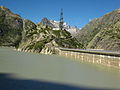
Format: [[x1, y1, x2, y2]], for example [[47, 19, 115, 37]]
[[59, 9, 64, 30]]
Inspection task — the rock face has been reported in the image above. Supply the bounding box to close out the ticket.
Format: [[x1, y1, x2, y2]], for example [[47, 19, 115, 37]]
[[75, 8, 120, 51], [38, 18, 55, 28], [0, 6, 23, 47]]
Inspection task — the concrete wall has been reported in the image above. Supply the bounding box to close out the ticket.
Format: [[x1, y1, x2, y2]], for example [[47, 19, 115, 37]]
[[58, 49, 120, 69]]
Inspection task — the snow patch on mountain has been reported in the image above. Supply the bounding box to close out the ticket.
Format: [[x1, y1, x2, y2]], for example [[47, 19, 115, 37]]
[[50, 20, 79, 34]]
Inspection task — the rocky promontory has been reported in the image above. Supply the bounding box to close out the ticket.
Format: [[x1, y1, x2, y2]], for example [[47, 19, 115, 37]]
[[19, 19, 83, 54]]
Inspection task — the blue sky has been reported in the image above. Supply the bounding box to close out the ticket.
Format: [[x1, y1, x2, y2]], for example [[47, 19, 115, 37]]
[[0, 0, 120, 28]]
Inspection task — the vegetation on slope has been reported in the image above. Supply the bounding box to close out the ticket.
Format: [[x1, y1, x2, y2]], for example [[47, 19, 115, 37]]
[[19, 20, 83, 54], [76, 8, 120, 51], [0, 6, 23, 47]]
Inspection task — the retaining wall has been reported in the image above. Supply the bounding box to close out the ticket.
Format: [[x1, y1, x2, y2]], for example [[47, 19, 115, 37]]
[[58, 48, 120, 69]]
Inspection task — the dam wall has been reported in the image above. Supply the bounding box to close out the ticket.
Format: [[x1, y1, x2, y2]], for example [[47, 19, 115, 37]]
[[58, 48, 120, 69]]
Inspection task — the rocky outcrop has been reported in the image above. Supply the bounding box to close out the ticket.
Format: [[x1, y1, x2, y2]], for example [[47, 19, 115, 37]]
[[0, 6, 23, 47], [75, 8, 120, 51], [19, 25, 83, 54]]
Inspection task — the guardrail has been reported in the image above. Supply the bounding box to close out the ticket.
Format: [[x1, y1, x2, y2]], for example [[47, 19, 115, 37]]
[[59, 48, 120, 57]]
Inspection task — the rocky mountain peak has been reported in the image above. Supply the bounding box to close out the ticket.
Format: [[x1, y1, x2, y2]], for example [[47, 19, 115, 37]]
[[41, 18, 50, 23], [37, 18, 79, 34], [38, 17, 54, 28]]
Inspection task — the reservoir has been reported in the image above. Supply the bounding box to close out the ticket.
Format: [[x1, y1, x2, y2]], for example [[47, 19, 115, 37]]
[[0, 47, 120, 90]]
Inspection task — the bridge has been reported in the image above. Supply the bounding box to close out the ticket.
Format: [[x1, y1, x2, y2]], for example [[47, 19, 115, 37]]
[[57, 48, 120, 69]]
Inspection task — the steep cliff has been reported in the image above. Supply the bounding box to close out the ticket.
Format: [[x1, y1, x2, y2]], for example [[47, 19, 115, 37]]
[[76, 8, 120, 51]]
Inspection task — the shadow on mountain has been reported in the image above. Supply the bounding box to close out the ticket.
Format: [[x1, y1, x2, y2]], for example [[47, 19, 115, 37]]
[[0, 73, 113, 90]]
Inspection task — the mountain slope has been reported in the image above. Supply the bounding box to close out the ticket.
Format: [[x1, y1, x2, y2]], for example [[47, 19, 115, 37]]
[[0, 6, 23, 47], [75, 18, 100, 47], [76, 8, 120, 51], [19, 23, 83, 54]]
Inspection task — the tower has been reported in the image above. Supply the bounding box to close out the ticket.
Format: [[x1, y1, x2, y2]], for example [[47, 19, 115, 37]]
[[59, 9, 64, 30]]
